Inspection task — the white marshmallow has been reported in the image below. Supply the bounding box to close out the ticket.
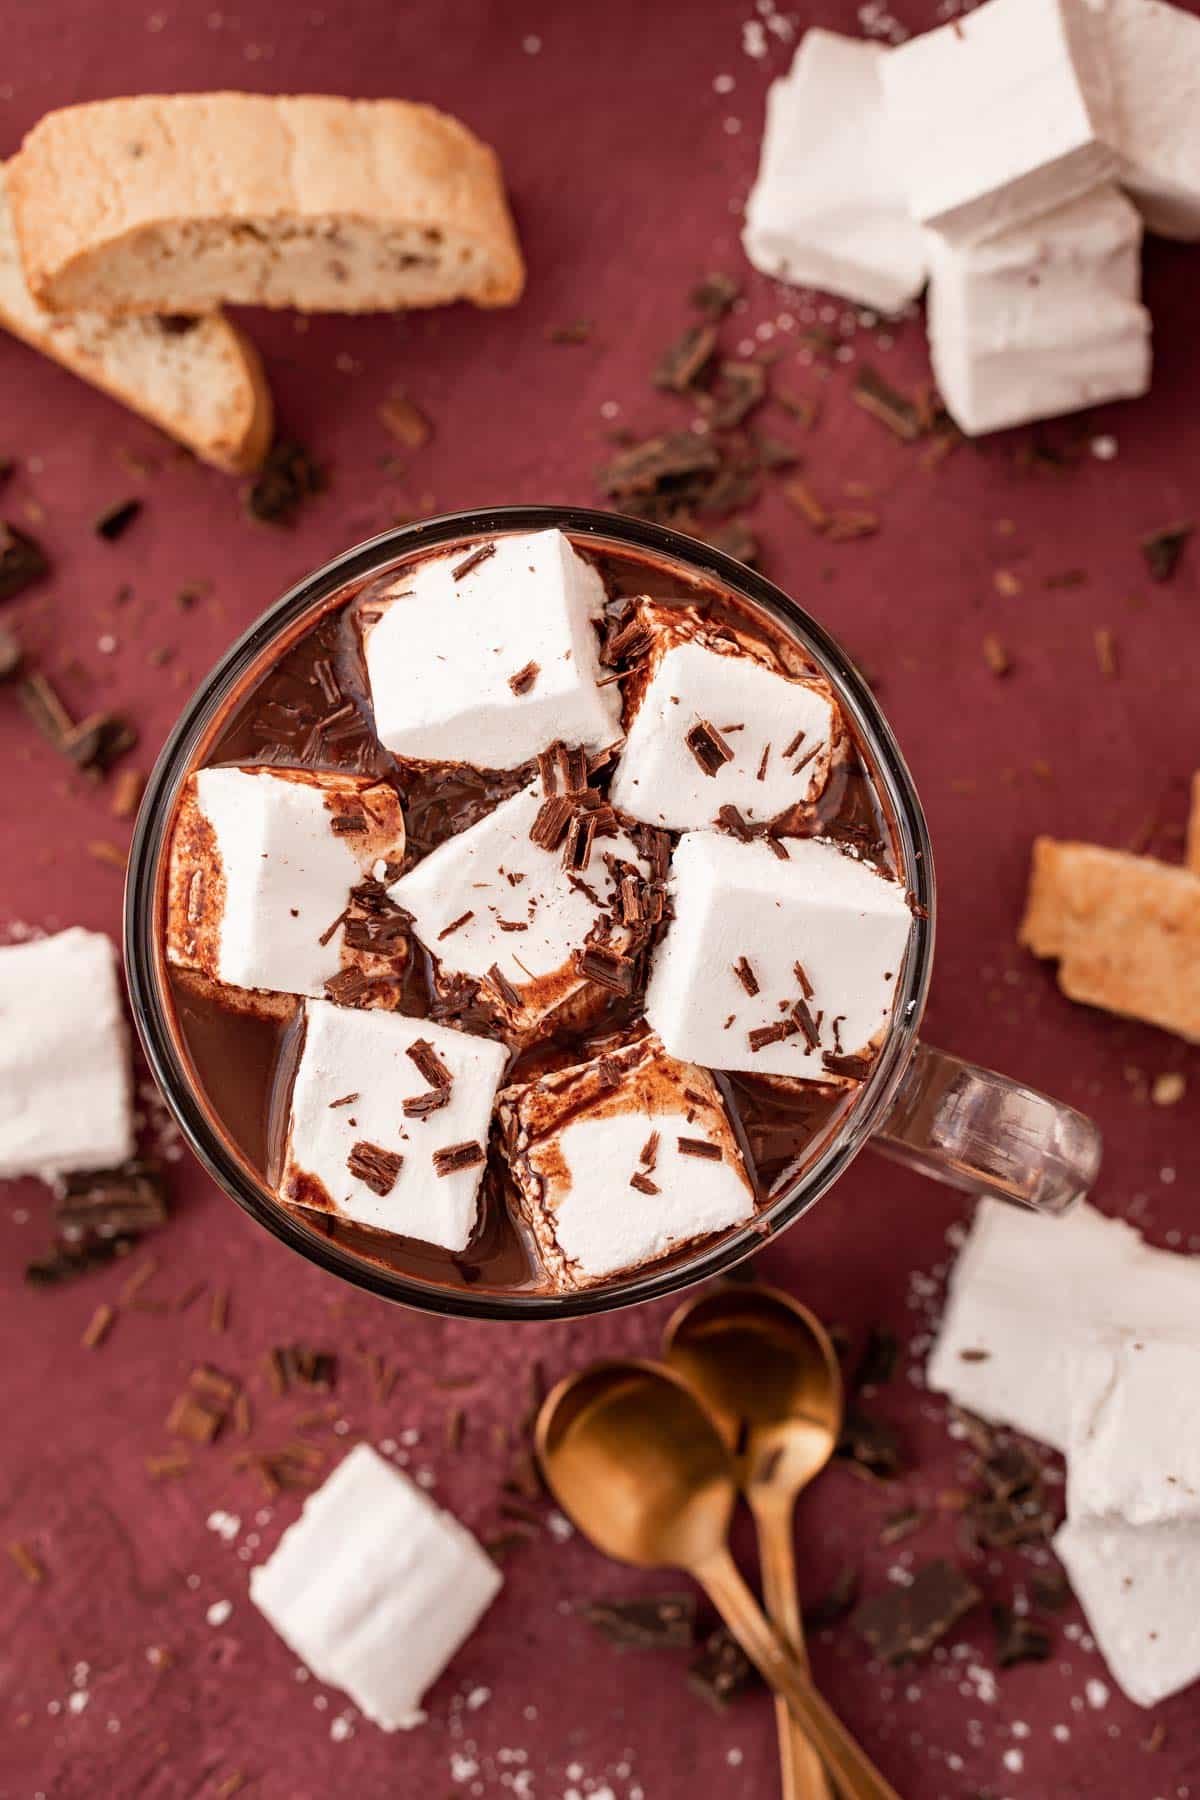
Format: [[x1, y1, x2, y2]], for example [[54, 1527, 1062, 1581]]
[[362, 529, 621, 768], [645, 832, 911, 1079], [250, 1442, 502, 1730], [500, 1035, 756, 1290], [166, 766, 406, 1000], [742, 30, 929, 313], [1106, 0, 1200, 239], [609, 639, 839, 831], [0, 927, 134, 1180], [928, 187, 1151, 435], [388, 783, 649, 1035], [281, 1000, 507, 1251], [927, 1199, 1200, 1450], [1066, 1333, 1200, 1528], [1055, 1517, 1200, 1707], [880, 0, 1117, 245]]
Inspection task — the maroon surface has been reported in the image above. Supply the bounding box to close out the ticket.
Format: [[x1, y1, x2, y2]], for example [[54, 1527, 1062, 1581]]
[[2, 2, 1200, 1795]]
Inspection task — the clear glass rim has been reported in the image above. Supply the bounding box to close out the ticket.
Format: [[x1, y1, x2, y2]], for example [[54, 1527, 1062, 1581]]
[[124, 504, 936, 1322]]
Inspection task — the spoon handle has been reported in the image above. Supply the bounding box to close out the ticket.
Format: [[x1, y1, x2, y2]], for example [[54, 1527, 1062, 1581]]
[[695, 1547, 903, 1800], [750, 1494, 835, 1800]]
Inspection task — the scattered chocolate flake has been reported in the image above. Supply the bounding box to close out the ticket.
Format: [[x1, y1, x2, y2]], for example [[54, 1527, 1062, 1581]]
[[603, 613, 653, 665], [245, 440, 325, 526], [557, 742, 589, 793], [854, 1325, 899, 1391], [166, 1390, 224, 1445], [690, 272, 740, 318], [853, 1559, 981, 1664], [432, 1140, 485, 1177], [688, 1625, 760, 1711], [836, 1409, 903, 1478], [508, 660, 540, 696], [403, 1087, 451, 1119], [582, 1592, 697, 1651], [982, 633, 1011, 677], [630, 1171, 661, 1196], [792, 960, 814, 1000], [852, 366, 920, 441], [654, 322, 719, 393], [406, 1039, 452, 1091], [732, 955, 759, 996], [684, 719, 734, 777], [563, 810, 597, 872], [807, 1564, 859, 1630], [753, 433, 801, 471], [545, 319, 594, 345], [596, 1055, 623, 1090], [707, 360, 766, 430], [81, 1303, 116, 1349], [782, 727, 807, 759], [347, 1141, 404, 1196], [87, 839, 127, 870], [329, 810, 367, 836], [93, 498, 142, 541], [1031, 1568, 1071, 1612], [1141, 521, 1193, 582], [1094, 626, 1118, 678], [323, 966, 383, 1007], [677, 1136, 722, 1161], [378, 393, 431, 448], [576, 944, 636, 994], [827, 508, 879, 543], [967, 1491, 1054, 1549], [754, 742, 770, 782], [993, 1604, 1052, 1668], [599, 432, 720, 500], [639, 1131, 660, 1170], [791, 996, 820, 1051], [209, 1286, 230, 1333], [1142, 1722, 1167, 1755], [879, 1506, 926, 1546], [451, 541, 497, 582], [56, 1161, 168, 1240], [822, 1050, 874, 1080], [716, 803, 753, 842], [619, 873, 645, 924], [486, 962, 523, 1009], [0, 522, 47, 601], [764, 832, 790, 860], [748, 1020, 797, 1053], [110, 767, 145, 819], [782, 476, 829, 532], [19, 673, 137, 773], [438, 910, 475, 941], [6, 1540, 44, 1585], [145, 1452, 191, 1481], [979, 1443, 1041, 1501]]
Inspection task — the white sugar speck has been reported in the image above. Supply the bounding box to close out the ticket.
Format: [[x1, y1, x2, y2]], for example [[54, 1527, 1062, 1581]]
[[1003, 1748, 1024, 1773], [206, 1599, 232, 1628], [1086, 1678, 1110, 1710]]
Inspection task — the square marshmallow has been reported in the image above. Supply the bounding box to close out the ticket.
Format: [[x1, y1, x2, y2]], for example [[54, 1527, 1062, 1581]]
[[742, 30, 929, 313], [499, 1034, 756, 1290], [1066, 1333, 1200, 1528], [362, 529, 622, 768], [880, 0, 1116, 244], [645, 832, 911, 1080], [609, 633, 840, 831], [280, 1000, 507, 1252], [388, 781, 650, 1039], [0, 927, 134, 1180], [1107, 0, 1200, 239], [250, 1443, 502, 1730], [166, 765, 407, 1001], [1055, 1516, 1200, 1707], [928, 187, 1151, 435], [927, 1199, 1200, 1450]]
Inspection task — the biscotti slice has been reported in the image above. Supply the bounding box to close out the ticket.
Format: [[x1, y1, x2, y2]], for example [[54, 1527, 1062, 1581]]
[[9, 93, 524, 316], [0, 165, 271, 472]]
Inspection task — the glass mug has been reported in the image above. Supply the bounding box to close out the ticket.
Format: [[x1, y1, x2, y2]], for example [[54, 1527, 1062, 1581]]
[[125, 506, 1102, 1321]]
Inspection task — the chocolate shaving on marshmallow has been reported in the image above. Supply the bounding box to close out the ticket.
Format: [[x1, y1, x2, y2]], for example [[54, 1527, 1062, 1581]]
[[498, 1035, 756, 1291], [361, 529, 621, 768]]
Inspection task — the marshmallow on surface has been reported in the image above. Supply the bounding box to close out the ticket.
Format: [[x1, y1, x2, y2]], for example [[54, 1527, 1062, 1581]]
[[609, 627, 841, 831], [645, 832, 910, 1079], [1107, 0, 1200, 239], [250, 1443, 502, 1730], [499, 1035, 756, 1290], [0, 927, 134, 1180], [880, 0, 1116, 245], [388, 782, 651, 1040], [1055, 1517, 1200, 1708], [281, 1000, 507, 1252], [362, 529, 621, 768], [742, 29, 928, 313], [1066, 1333, 1200, 1528], [166, 765, 406, 1001], [928, 187, 1151, 436]]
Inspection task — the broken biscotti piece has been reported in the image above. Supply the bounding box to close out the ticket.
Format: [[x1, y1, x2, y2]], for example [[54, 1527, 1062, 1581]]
[[0, 166, 271, 473], [1054, 1517, 1200, 1708], [250, 1443, 502, 1729], [645, 832, 911, 1079], [362, 530, 621, 768], [742, 29, 928, 314], [1019, 836, 1200, 1041], [388, 777, 656, 1043], [879, 0, 1116, 245], [1106, 0, 1200, 240], [0, 927, 135, 1180], [165, 766, 406, 1003], [280, 1001, 507, 1252], [8, 93, 524, 315], [928, 187, 1151, 436], [498, 1035, 756, 1291], [609, 604, 841, 831]]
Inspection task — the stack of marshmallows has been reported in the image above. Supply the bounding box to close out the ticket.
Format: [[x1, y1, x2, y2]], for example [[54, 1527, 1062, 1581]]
[[930, 1198, 1200, 1709], [744, 0, 1200, 435]]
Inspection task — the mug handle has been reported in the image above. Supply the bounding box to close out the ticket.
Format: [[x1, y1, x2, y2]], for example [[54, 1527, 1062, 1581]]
[[870, 1043, 1102, 1215]]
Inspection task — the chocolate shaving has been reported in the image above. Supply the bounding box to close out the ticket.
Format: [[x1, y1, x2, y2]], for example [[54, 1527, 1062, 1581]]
[[707, 360, 766, 430], [1141, 521, 1193, 583], [629, 1171, 661, 1196], [323, 966, 381, 1006], [677, 1136, 722, 1161], [748, 1020, 798, 1052], [807, 1565, 860, 1630], [402, 1088, 451, 1119], [853, 1325, 898, 1391], [599, 432, 720, 500], [654, 323, 719, 393], [55, 1161, 168, 1240], [603, 614, 653, 664], [782, 727, 806, 759], [530, 795, 573, 850], [563, 810, 597, 871], [764, 833, 790, 860], [0, 522, 48, 601], [378, 393, 431, 448], [684, 719, 734, 777], [716, 804, 753, 841], [993, 1605, 1052, 1668], [755, 742, 770, 782], [450, 542, 497, 582], [688, 1626, 760, 1712], [94, 498, 142, 541], [639, 1131, 660, 1170], [822, 1050, 874, 1080], [328, 1093, 359, 1109], [852, 366, 920, 442], [508, 660, 540, 696], [347, 1141, 404, 1197], [432, 1140, 485, 1176], [619, 873, 644, 924], [732, 955, 759, 996], [329, 810, 367, 835], [581, 1592, 697, 1651], [486, 962, 523, 1009], [576, 944, 636, 994], [406, 1039, 452, 1091], [245, 440, 325, 526], [836, 1409, 903, 1478], [438, 910, 475, 940], [689, 271, 740, 318], [792, 960, 814, 1000], [791, 997, 820, 1051], [853, 1560, 981, 1664]]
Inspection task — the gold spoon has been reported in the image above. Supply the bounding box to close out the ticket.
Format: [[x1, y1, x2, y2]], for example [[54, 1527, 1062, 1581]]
[[537, 1359, 901, 1800], [664, 1285, 844, 1800]]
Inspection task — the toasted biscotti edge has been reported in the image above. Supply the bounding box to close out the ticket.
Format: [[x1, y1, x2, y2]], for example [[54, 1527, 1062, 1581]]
[[8, 92, 525, 316]]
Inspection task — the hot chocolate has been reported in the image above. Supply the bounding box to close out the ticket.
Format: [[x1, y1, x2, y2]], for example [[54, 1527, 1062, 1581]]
[[158, 526, 912, 1300]]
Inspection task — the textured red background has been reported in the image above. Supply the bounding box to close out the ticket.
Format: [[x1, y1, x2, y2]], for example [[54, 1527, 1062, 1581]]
[[2, 2, 1200, 1796]]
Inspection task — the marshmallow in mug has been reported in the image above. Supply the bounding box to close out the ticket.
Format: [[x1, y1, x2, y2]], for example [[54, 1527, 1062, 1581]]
[[645, 831, 911, 1080], [361, 529, 621, 768]]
